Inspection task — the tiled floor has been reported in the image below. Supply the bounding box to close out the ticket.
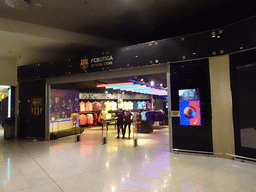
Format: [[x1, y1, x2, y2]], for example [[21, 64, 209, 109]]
[[0, 125, 256, 192]]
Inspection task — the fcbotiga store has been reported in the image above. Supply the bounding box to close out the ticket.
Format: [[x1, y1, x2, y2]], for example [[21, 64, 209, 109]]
[[17, 16, 256, 161]]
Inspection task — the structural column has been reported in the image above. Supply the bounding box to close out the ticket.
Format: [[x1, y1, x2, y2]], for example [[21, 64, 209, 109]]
[[209, 55, 235, 158], [45, 80, 51, 141], [167, 65, 173, 152]]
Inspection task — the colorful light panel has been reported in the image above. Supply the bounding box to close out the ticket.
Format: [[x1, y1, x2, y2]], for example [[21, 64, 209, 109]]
[[96, 82, 133, 87], [97, 82, 167, 96]]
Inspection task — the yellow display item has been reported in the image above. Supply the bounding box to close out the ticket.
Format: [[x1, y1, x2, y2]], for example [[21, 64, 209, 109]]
[[104, 101, 112, 111], [101, 109, 108, 120]]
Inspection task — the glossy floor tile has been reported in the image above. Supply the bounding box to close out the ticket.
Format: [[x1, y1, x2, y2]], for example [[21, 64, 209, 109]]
[[0, 126, 256, 192]]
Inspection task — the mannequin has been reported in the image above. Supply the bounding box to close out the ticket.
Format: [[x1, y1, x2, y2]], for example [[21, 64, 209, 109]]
[[124, 110, 133, 139], [116, 108, 124, 139]]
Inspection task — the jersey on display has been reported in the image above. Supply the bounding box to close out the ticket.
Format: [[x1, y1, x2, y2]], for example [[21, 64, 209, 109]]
[[85, 102, 93, 112], [142, 101, 147, 110], [123, 101, 129, 110], [92, 102, 99, 111], [137, 101, 143, 109], [104, 101, 112, 111], [133, 101, 138, 109], [146, 101, 151, 110], [111, 101, 117, 111], [98, 113, 103, 123], [93, 113, 98, 125], [127, 101, 133, 110], [98, 101, 105, 111], [80, 114, 87, 125], [141, 111, 147, 120], [87, 114, 93, 125], [101, 109, 108, 120], [80, 101, 86, 112]]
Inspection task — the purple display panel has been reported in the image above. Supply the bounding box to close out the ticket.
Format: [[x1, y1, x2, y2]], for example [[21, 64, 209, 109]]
[[179, 89, 201, 126]]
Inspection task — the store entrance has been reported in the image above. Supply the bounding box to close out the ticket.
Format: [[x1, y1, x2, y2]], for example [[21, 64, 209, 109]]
[[49, 73, 168, 146], [0, 86, 11, 139]]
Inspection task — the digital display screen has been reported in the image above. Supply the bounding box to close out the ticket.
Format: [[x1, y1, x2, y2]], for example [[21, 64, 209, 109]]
[[179, 89, 201, 126]]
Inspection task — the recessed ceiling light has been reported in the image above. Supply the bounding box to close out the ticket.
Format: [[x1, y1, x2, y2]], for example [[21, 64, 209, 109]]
[[35, 3, 42, 8]]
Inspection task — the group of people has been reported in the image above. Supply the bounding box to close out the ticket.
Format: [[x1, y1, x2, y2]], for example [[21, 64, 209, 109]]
[[116, 108, 133, 139], [50, 97, 79, 120]]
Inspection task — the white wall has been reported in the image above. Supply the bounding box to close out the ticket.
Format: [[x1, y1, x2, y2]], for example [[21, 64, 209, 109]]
[[0, 56, 17, 86]]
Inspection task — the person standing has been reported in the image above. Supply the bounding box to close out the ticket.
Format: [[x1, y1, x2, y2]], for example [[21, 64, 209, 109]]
[[116, 108, 124, 139], [51, 97, 61, 120], [124, 110, 133, 139]]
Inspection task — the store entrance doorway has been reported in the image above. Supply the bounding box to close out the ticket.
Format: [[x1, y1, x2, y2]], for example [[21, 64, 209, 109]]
[[49, 73, 169, 147], [0, 85, 11, 139]]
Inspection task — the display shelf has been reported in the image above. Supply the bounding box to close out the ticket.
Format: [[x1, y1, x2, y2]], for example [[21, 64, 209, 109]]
[[50, 127, 84, 139]]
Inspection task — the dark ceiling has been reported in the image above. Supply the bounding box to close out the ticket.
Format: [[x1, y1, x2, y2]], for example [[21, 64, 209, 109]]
[[0, 0, 255, 45]]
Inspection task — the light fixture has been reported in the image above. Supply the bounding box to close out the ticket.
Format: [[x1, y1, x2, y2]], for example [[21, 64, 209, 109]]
[[150, 81, 154, 86], [5, 0, 29, 9], [0, 86, 11, 89], [8, 88, 11, 118], [97, 82, 133, 87], [98, 82, 167, 96], [106, 84, 141, 89]]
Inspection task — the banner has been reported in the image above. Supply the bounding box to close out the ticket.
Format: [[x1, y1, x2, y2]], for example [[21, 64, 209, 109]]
[[50, 89, 79, 131]]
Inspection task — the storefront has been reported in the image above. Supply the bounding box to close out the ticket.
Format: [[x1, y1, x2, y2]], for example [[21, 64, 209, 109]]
[[0, 86, 15, 139], [47, 65, 170, 144], [17, 16, 256, 161]]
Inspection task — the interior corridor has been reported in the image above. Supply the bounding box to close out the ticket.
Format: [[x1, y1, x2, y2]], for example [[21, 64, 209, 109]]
[[0, 128, 256, 192]]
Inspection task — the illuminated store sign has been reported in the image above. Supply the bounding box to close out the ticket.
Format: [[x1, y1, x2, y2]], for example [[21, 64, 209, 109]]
[[91, 55, 114, 68]]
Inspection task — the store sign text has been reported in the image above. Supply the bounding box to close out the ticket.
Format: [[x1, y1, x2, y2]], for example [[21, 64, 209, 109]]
[[91, 56, 113, 68]]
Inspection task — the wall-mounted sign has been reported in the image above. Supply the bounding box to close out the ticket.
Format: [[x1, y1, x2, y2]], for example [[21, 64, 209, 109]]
[[80, 58, 89, 71], [90, 55, 113, 68], [30, 98, 43, 116]]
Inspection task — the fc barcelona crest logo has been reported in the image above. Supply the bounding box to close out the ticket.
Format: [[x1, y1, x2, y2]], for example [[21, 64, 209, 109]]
[[31, 98, 43, 116], [80, 58, 89, 71]]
